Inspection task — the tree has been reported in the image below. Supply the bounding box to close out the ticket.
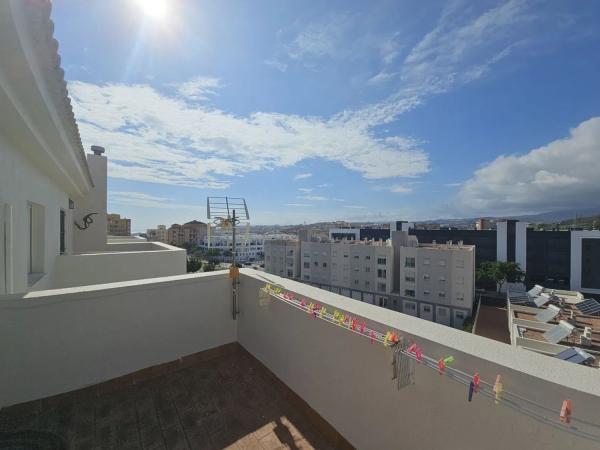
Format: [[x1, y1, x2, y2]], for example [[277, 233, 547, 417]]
[[203, 261, 217, 272], [476, 261, 525, 292], [186, 257, 202, 273]]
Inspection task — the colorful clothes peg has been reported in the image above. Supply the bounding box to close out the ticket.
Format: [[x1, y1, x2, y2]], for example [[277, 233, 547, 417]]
[[300, 299, 306, 308], [493, 375, 503, 404], [560, 399, 572, 424], [320, 306, 327, 318], [468, 381, 474, 402], [390, 332, 399, 345], [472, 373, 480, 393], [351, 318, 358, 331], [383, 331, 391, 346], [360, 321, 366, 334], [369, 330, 376, 344], [443, 356, 454, 365], [437, 358, 446, 375], [407, 343, 417, 353], [415, 347, 422, 362]]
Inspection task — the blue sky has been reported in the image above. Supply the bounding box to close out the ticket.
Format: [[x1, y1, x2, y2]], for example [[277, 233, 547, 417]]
[[51, 0, 600, 231]]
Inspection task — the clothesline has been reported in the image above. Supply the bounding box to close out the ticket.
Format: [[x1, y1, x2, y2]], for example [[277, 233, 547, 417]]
[[259, 282, 600, 442]]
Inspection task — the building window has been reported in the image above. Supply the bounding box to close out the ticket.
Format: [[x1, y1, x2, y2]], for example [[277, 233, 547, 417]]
[[378, 297, 388, 307], [354, 255, 359, 259], [303, 262, 310, 269], [456, 277, 464, 285], [423, 305, 432, 313], [423, 274, 430, 280], [377, 282, 387, 292], [354, 279, 359, 285], [424, 290, 430, 295], [404, 257, 415, 268], [304, 275, 310, 280], [438, 307, 448, 317], [287, 270, 293, 277], [438, 259, 447, 266], [377, 257, 387, 265], [438, 292, 446, 298], [404, 289, 415, 297], [404, 275, 415, 283], [456, 259, 465, 268], [377, 268, 387, 278], [314, 261, 318, 267], [344, 254, 348, 258], [27, 202, 45, 277], [59, 209, 66, 254], [304, 253, 309, 257], [354, 267, 359, 272], [404, 301, 416, 311], [365, 267, 371, 273], [365, 281, 370, 288], [455, 311, 465, 320], [365, 255, 371, 260], [322, 262, 327, 268], [438, 276, 446, 282], [456, 293, 464, 302]]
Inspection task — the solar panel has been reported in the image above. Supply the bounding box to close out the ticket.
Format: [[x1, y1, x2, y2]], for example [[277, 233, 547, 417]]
[[576, 298, 600, 316], [543, 320, 575, 344], [554, 347, 594, 365], [528, 285, 544, 297], [534, 292, 554, 307], [534, 304, 561, 323]]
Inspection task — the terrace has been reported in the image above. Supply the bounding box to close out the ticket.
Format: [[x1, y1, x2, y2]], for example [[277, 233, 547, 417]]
[[1, 269, 600, 449]]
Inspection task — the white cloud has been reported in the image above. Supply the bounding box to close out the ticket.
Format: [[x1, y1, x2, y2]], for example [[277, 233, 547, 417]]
[[298, 187, 313, 193], [285, 203, 313, 207], [298, 195, 328, 201], [293, 173, 313, 181], [286, 13, 353, 62], [317, 183, 331, 188], [372, 184, 413, 194], [343, 205, 367, 209], [264, 59, 288, 72], [69, 80, 430, 189], [109, 191, 202, 210], [457, 117, 600, 215], [175, 76, 221, 101]]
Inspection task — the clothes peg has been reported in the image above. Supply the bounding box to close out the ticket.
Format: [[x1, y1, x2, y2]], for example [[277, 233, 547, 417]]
[[351, 318, 358, 331], [437, 358, 446, 375], [493, 375, 503, 404], [320, 306, 327, 318], [383, 331, 391, 346], [300, 299, 306, 308], [390, 332, 399, 345], [560, 399, 572, 424], [369, 330, 376, 344], [360, 321, 366, 334], [468, 381, 474, 402], [407, 343, 417, 354], [415, 347, 422, 362], [472, 373, 480, 393], [443, 356, 454, 365]]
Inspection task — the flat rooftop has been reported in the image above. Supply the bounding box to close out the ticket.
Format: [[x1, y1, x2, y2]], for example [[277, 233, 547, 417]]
[[0, 344, 344, 450]]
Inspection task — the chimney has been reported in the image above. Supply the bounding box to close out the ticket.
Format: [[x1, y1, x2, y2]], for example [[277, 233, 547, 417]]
[[91, 145, 105, 155]]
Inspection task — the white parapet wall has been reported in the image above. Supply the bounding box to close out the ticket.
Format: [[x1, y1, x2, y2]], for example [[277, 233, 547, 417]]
[[0, 272, 236, 406], [238, 269, 600, 450], [34, 241, 186, 290]]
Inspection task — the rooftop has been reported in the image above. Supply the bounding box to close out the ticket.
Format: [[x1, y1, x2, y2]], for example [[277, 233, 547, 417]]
[[0, 344, 341, 449]]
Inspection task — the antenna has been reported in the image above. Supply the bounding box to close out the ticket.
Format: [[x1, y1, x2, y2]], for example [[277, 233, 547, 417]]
[[207, 197, 250, 320]]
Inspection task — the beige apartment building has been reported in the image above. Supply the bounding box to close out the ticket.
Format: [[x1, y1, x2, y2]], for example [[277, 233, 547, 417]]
[[107, 213, 131, 236], [264, 240, 301, 278], [167, 220, 208, 247], [146, 225, 168, 243]]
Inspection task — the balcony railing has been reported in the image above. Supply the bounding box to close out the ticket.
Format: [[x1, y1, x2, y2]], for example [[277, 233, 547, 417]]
[[1, 269, 600, 449]]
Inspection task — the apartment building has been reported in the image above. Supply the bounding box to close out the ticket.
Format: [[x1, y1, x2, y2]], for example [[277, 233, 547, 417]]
[[107, 213, 131, 236], [200, 232, 265, 263], [146, 224, 168, 243], [264, 239, 301, 278], [393, 232, 475, 328], [167, 220, 208, 247]]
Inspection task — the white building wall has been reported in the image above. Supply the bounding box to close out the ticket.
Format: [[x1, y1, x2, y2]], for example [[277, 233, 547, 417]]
[[0, 135, 72, 294], [515, 221, 528, 271]]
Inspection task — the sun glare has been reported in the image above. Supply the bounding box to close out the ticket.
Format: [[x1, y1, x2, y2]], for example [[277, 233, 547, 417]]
[[135, 0, 169, 20]]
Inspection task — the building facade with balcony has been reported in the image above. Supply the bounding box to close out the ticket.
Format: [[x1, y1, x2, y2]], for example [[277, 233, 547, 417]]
[[264, 239, 301, 278], [146, 224, 168, 243], [167, 220, 208, 247]]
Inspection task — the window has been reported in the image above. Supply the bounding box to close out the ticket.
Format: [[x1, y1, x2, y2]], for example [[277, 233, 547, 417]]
[[313, 261, 318, 267], [423, 274, 431, 280], [438, 276, 446, 282], [455, 311, 465, 320], [423, 305, 432, 313], [438, 307, 448, 317], [456, 276, 464, 285], [354, 267, 359, 272], [303, 252, 309, 257], [377, 282, 387, 292], [438, 259, 447, 267], [304, 275, 310, 280], [456, 293, 464, 302], [404, 289, 415, 297], [287, 270, 293, 277], [365, 267, 371, 273], [365, 255, 371, 260], [365, 281, 370, 288], [343, 254, 348, 258], [424, 290, 431, 295], [322, 262, 327, 268], [378, 297, 388, 307], [404, 301, 416, 311], [303, 262, 310, 269], [404, 257, 415, 268], [27, 202, 45, 277], [59, 209, 66, 254], [354, 279, 359, 285], [405, 275, 415, 283], [423, 258, 431, 265], [456, 259, 464, 268], [354, 255, 359, 259], [438, 292, 446, 298], [377, 257, 387, 265], [377, 268, 387, 278]]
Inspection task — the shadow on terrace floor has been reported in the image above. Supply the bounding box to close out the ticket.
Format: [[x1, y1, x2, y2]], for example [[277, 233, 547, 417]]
[[0, 344, 349, 449]]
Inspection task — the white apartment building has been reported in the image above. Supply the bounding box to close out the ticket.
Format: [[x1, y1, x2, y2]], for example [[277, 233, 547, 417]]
[[264, 239, 301, 278], [200, 232, 265, 262], [146, 225, 168, 243], [393, 232, 475, 328]]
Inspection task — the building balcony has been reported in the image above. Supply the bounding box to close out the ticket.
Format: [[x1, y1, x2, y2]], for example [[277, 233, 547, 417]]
[[1, 269, 599, 449]]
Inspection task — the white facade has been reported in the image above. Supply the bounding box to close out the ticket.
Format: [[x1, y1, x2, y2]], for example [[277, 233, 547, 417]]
[[264, 239, 301, 278], [200, 233, 265, 262]]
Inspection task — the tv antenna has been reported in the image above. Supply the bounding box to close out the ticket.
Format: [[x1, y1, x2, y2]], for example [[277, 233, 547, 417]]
[[207, 197, 250, 320]]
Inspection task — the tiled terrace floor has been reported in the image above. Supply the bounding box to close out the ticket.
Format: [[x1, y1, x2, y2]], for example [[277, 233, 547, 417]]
[[0, 344, 344, 450], [474, 305, 510, 344]]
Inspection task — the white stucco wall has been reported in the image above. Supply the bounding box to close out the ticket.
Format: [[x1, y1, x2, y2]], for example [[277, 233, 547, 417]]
[[238, 270, 600, 450], [0, 272, 236, 406], [0, 135, 73, 294], [44, 242, 187, 289]]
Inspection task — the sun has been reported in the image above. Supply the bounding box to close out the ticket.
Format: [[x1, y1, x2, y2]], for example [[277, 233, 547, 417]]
[[134, 0, 169, 20]]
